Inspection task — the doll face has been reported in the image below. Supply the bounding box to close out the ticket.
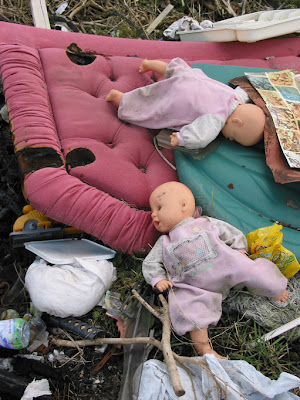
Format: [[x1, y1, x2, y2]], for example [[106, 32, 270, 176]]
[[150, 190, 183, 233], [150, 182, 194, 233]]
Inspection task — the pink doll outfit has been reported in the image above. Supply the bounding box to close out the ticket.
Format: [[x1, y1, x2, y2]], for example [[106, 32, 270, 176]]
[[118, 58, 249, 149], [142, 217, 287, 336]]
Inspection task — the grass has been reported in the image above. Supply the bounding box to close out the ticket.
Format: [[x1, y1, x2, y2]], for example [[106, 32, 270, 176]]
[[211, 314, 300, 379]]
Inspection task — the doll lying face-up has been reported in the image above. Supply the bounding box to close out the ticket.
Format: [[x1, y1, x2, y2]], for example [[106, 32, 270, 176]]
[[142, 181, 289, 359], [106, 58, 266, 150]]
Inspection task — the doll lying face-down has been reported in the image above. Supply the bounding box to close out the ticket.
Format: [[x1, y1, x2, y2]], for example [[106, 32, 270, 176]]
[[106, 58, 266, 149], [142, 181, 288, 359]]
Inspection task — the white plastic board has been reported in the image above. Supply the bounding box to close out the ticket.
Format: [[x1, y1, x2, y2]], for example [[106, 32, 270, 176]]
[[25, 238, 116, 264], [178, 9, 300, 42], [30, 0, 51, 29]]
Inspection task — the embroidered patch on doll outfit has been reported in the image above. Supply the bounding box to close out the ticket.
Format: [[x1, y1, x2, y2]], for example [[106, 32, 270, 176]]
[[168, 231, 217, 272]]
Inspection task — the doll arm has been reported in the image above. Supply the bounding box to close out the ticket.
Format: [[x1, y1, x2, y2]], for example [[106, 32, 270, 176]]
[[234, 86, 251, 103], [175, 114, 224, 149], [206, 216, 248, 252], [142, 237, 168, 287], [155, 279, 173, 292], [139, 59, 168, 75], [164, 57, 191, 79]]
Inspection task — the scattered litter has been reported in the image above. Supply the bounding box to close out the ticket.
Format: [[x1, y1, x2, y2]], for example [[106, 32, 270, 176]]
[[0, 309, 20, 320], [0, 318, 30, 350], [163, 16, 212, 40], [135, 354, 300, 399], [48, 315, 105, 340], [0, 357, 13, 372], [247, 224, 300, 278], [104, 291, 123, 318], [177, 9, 300, 42], [93, 345, 117, 374], [53, 16, 74, 32], [20, 378, 52, 400], [24, 238, 115, 265], [48, 349, 69, 364], [25, 257, 116, 318], [27, 328, 49, 352], [118, 282, 155, 400], [0, 104, 9, 123], [255, 316, 300, 344], [95, 344, 108, 354], [55, 2, 68, 15]]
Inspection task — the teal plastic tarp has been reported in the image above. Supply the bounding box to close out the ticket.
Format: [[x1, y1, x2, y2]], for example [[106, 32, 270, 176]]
[[175, 64, 300, 259]]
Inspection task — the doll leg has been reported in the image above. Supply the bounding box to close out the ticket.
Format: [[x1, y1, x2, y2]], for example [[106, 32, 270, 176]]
[[189, 328, 227, 359], [106, 89, 124, 106], [139, 59, 168, 75], [273, 289, 289, 302]]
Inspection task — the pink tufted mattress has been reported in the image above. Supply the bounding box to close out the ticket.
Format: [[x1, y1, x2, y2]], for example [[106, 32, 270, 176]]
[[0, 21, 300, 255]]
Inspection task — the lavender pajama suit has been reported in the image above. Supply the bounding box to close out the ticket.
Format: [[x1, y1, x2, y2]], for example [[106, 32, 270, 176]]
[[118, 58, 249, 149], [142, 217, 287, 335]]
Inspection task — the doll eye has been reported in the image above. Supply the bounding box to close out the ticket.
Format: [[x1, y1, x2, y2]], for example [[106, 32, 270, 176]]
[[158, 205, 162, 210]]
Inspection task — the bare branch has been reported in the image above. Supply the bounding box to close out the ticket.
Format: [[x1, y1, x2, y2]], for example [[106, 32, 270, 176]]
[[51, 290, 246, 398], [69, 0, 90, 20], [220, 0, 237, 17]]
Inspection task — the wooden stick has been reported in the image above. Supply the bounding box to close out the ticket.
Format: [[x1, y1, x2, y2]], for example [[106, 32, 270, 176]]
[[146, 4, 174, 35], [220, 0, 236, 17], [69, 0, 90, 20], [30, 0, 50, 29], [158, 293, 185, 397]]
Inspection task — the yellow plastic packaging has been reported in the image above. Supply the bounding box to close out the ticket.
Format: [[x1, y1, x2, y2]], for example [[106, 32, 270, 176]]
[[246, 224, 300, 279]]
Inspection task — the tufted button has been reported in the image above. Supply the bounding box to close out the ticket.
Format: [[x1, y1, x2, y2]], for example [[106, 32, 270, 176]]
[[106, 142, 114, 148], [138, 166, 146, 173], [110, 77, 116, 81]]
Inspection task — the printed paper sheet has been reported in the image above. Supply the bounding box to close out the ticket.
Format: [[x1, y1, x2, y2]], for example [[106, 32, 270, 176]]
[[246, 70, 300, 169]]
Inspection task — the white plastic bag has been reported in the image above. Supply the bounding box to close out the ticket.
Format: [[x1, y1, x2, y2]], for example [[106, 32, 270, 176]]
[[25, 257, 116, 317], [21, 378, 52, 400], [135, 354, 300, 400]]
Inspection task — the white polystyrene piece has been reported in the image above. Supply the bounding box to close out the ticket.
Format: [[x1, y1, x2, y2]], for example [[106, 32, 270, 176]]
[[178, 9, 300, 42], [24, 238, 116, 264]]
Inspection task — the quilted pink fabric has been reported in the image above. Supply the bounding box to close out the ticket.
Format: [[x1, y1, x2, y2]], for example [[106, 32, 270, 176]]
[[0, 42, 177, 255], [0, 22, 300, 255]]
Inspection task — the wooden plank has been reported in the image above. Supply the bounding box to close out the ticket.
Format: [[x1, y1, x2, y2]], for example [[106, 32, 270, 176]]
[[30, 0, 51, 29], [146, 4, 174, 35]]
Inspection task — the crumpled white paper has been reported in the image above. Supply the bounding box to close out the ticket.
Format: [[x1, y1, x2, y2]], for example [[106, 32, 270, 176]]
[[135, 354, 300, 400], [21, 378, 52, 400]]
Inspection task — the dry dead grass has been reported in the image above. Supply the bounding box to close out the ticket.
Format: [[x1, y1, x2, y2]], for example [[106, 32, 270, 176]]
[[0, 1, 298, 39]]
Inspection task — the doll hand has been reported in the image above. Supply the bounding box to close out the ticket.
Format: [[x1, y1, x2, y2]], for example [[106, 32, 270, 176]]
[[170, 132, 179, 147], [155, 279, 173, 292], [139, 59, 149, 74]]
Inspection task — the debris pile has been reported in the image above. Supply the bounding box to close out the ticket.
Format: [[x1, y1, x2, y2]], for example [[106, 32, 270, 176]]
[[0, 1, 291, 39]]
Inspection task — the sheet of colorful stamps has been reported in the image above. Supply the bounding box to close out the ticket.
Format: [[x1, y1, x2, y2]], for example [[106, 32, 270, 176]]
[[246, 70, 300, 169]]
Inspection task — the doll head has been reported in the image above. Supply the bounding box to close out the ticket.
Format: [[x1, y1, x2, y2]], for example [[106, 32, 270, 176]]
[[150, 181, 195, 233], [221, 103, 265, 146]]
